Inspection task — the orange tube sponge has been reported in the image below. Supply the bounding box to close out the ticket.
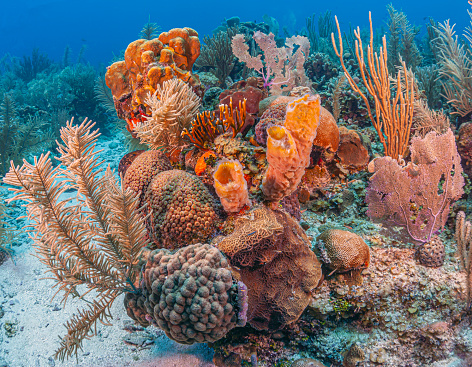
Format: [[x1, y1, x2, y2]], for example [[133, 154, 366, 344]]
[[213, 159, 250, 213], [262, 94, 321, 202]]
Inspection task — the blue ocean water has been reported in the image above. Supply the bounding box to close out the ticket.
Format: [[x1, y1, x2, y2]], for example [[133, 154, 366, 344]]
[[0, 0, 470, 66]]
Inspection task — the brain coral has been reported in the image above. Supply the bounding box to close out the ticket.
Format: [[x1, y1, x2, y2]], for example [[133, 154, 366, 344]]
[[315, 229, 370, 274], [124, 243, 246, 344], [123, 150, 172, 208], [144, 169, 222, 249], [216, 205, 322, 330], [416, 235, 445, 267]]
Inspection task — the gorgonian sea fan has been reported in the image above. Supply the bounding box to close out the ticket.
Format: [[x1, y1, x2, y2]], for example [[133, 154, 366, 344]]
[[366, 129, 464, 243]]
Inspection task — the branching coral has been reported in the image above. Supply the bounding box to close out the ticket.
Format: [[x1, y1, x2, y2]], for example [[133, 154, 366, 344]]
[[412, 99, 450, 138], [231, 31, 310, 94], [455, 211, 472, 310], [0, 93, 52, 177], [133, 79, 200, 158], [332, 13, 415, 160], [181, 98, 246, 150], [386, 4, 422, 71], [3, 118, 148, 360], [195, 27, 238, 86], [435, 15, 472, 117]]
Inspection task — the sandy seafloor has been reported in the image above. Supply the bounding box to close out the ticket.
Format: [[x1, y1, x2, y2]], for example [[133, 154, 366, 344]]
[[0, 133, 218, 367]]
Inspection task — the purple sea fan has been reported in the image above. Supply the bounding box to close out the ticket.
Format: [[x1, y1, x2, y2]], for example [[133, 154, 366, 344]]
[[366, 129, 464, 244]]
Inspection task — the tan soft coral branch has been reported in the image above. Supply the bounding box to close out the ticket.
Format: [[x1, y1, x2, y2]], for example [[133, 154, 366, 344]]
[[331, 12, 415, 160], [3, 117, 147, 360]]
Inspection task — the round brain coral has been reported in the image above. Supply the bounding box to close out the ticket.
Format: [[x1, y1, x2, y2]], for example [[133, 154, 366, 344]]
[[123, 150, 172, 207], [416, 235, 445, 267], [144, 169, 222, 249], [124, 243, 246, 344], [315, 229, 370, 274]]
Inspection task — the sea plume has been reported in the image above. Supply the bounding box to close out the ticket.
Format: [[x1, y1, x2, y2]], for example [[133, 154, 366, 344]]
[[3, 118, 147, 360]]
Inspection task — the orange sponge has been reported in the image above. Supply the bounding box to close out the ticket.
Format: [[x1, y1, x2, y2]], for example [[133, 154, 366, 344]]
[[105, 28, 202, 132], [213, 159, 250, 213], [262, 94, 321, 201]]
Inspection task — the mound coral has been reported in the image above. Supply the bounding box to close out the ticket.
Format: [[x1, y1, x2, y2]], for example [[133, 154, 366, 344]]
[[105, 28, 202, 129], [415, 235, 445, 267], [118, 150, 145, 177], [262, 94, 321, 202], [213, 159, 250, 213], [124, 243, 247, 344], [315, 229, 370, 274], [216, 205, 322, 330], [123, 150, 172, 207], [336, 127, 370, 171], [144, 169, 222, 249]]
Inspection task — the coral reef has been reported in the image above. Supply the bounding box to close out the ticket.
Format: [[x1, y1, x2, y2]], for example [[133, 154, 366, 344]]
[[4, 7, 472, 366]]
